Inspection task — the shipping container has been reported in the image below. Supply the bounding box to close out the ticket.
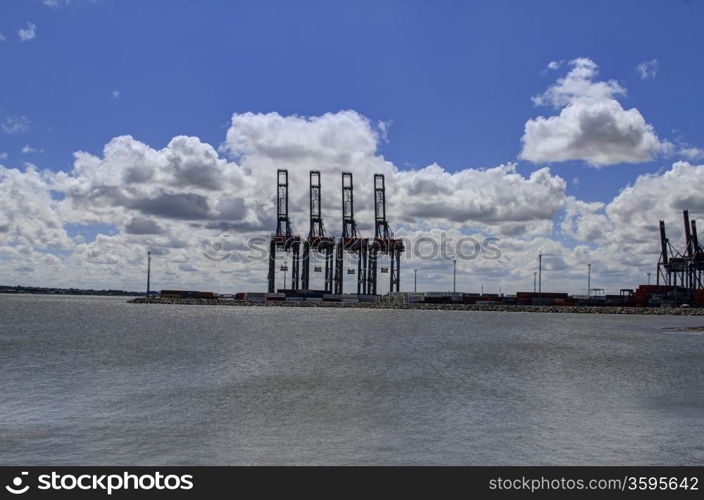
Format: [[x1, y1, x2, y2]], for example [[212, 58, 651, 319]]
[[358, 295, 378, 303]]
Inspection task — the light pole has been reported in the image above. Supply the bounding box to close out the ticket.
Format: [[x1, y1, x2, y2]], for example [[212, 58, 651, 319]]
[[647, 272, 652, 285], [533, 272, 537, 293], [538, 253, 542, 295], [414, 269, 418, 293], [453, 259, 456, 293], [587, 263, 591, 298], [146, 250, 151, 298]]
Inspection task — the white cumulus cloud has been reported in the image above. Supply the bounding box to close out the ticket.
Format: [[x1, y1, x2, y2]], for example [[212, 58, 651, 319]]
[[520, 58, 665, 167], [0, 165, 72, 250], [561, 161, 704, 279], [3, 109, 699, 294], [0, 110, 576, 293]]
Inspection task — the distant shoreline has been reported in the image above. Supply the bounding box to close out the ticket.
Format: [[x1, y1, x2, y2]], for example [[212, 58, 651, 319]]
[[127, 297, 704, 315], [1, 288, 142, 297]]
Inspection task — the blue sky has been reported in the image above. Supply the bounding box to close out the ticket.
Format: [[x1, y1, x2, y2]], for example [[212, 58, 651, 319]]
[[2, 0, 704, 293], [4, 0, 703, 200]]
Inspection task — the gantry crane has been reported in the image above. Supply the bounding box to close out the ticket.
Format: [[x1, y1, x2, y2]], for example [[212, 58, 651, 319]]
[[302, 171, 335, 292], [367, 174, 404, 294], [268, 169, 301, 292], [657, 209, 704, 289], [334, 172, 367, 294]]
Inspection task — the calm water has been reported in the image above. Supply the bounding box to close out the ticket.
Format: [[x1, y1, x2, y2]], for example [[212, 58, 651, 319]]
[[1, 294, 703, 465]]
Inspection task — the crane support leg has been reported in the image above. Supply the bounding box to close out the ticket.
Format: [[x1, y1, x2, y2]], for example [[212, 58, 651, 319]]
[[292, 243, 300, 291], [301, 241, 310, 290], [268, 239, 276, 293], [325, 247, 333, 293], [367, 247, 378, 295], [334, 241, 343, 294]]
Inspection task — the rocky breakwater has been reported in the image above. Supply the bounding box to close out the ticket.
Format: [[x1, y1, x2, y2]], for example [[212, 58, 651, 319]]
[[127, 297, 704, 315]]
